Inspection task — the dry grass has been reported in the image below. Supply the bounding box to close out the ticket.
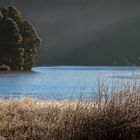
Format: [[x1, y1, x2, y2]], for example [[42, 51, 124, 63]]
[[0, 87, 139, 140]]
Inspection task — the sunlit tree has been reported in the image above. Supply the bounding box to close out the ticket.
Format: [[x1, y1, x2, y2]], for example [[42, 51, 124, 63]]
[[0, 5, 41, 70]]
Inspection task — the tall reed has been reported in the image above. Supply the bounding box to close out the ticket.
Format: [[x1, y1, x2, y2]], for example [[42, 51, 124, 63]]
[[0, 85, 139, 140]]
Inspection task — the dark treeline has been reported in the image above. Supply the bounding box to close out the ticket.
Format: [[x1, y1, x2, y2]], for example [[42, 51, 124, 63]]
[[0, 5, 41, 70], [0, 0, 140, 66]]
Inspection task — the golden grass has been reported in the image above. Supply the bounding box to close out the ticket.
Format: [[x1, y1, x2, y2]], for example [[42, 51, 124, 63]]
[[0, 87, 139, 140]]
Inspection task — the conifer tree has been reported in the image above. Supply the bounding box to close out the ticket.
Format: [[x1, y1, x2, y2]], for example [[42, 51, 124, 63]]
[[0, 5, 41, 70]]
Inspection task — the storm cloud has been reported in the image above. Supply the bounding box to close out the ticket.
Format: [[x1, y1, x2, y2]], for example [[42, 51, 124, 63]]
[[1, 0, 140, 66]]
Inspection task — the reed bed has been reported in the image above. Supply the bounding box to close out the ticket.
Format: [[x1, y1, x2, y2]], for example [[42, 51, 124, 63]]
[[0, 86, 139, 140]]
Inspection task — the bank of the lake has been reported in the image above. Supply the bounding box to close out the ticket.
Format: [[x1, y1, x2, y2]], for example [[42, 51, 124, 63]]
[[0, 86, 139, 140]]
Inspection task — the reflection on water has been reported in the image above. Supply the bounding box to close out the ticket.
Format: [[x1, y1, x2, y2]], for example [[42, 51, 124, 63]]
[[0, 66, 139, 100]]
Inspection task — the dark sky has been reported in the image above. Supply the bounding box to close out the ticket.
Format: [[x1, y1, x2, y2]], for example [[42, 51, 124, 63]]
[[1, 0, 140, 66]]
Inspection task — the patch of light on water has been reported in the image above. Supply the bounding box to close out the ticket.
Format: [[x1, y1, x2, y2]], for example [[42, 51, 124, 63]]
[[0, 66, 139, 100]]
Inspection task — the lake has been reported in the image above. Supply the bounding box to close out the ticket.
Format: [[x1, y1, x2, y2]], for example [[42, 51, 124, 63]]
[[0, 66, 140, 100]]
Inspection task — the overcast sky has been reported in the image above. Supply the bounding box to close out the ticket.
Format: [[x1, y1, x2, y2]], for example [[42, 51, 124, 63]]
[[1, 0, 140, 66]]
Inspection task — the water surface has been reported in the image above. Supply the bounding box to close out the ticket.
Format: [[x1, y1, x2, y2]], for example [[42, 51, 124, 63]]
[[0, 66, 139, 100]]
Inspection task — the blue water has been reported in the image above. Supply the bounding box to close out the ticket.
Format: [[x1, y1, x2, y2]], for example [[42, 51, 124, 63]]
[[0, 66, 140, 100]]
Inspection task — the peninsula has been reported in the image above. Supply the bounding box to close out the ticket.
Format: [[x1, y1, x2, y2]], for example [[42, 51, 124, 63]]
[[0, 5, 41, 71]]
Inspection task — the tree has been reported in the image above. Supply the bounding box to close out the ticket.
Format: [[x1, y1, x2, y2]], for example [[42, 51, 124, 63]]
[[0, 5, 41, 70]]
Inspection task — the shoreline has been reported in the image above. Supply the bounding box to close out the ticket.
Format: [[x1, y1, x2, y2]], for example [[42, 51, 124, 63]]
[[0, 88, 139, 140]]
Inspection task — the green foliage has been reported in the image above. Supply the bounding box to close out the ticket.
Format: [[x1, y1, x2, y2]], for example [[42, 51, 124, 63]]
[[0, 5, 41, 70]]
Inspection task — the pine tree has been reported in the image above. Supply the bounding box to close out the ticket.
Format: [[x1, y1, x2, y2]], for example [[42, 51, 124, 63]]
[[0, 5, 41, 70]]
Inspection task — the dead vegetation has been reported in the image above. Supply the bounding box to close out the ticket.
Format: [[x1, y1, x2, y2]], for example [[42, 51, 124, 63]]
[[0, 86, 139, 140]]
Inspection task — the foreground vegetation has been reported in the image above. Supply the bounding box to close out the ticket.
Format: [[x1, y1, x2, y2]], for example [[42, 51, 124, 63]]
[[0, 87, 139, 140]]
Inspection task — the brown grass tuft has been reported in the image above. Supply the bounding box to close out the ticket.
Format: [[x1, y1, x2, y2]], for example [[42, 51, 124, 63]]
[[0, 87, 139, 140]]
